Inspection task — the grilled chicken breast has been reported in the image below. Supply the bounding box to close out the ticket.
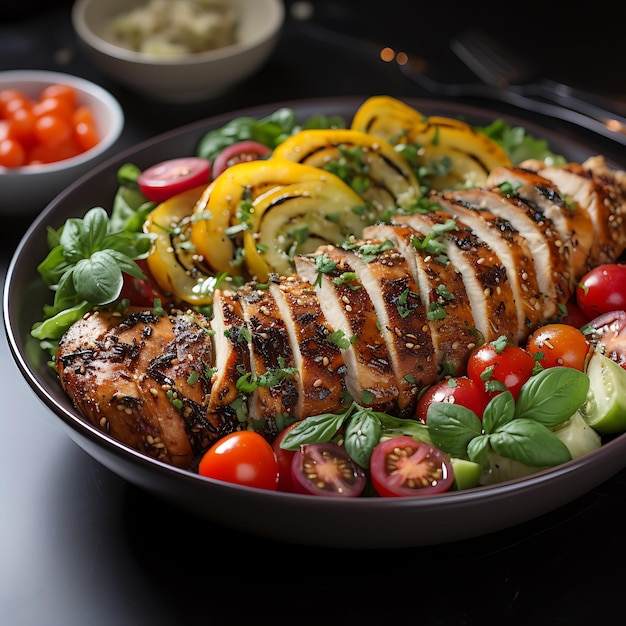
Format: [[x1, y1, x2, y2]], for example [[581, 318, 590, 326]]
[[56, 157, 626, 469]]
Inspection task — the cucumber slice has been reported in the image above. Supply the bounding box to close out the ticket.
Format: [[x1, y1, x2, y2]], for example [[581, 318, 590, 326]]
[[580, 352, 626, 434], [450, 457, 482, 490], [552, 411, 601, 458]]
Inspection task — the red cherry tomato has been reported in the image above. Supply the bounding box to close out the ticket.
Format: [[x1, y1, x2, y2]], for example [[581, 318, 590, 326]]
[[290, 442, 366, 497], [212, 140, 271, 179], [271, 421, 302, 493], [526, 323, 592, 371], [561, 299, 591, 328], [576, 263, 626, 319], [585, 310, 626, 369], [369, 436, 454, 497], [466, 338, 535, 400], [138, 157, 211, 203], [118, 259, 165, 307], [198, 430, 279, 491], [415, 376, 491, 422]]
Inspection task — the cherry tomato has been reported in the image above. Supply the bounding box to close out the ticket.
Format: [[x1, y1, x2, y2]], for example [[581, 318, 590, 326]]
[[576, 264, 626, 319], [73, 105, 100, 151], [415, 376, 491, 422], [585, 310, 626, 369], [138, 157, 211, 203], [198, 430, 279, 490], [34, 113, 72, 145], [0, 138, 26, 168], [290, 442, 366, 497], [271, 421, 302, 493], [561, 299, 590, 328], [212, 140, 271, 179], [118, 259, 165, 307], [526, 323, 592, 371], [466, 338, 535, 400], [369, 436, 454, 497]]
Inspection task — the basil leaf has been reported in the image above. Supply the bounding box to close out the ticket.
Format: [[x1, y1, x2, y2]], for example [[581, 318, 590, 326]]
[[73, 252, 124, 304], [279, 409, 352, 451], [376, 412, 431, 443], [515, 367, 589, 427], [344, 410, 381, 468], [490, 419, 572, 467], [482, 390, 515, 434], [427, 402, 482, 459], [467, 434, 490, 466]]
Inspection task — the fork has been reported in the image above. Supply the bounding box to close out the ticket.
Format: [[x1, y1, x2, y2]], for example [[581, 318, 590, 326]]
[[451, 29, 626, 123], [398, 52, 626, 146]]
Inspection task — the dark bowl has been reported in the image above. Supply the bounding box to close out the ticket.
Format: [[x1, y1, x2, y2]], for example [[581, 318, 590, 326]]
[[5, 96, 626, 549]]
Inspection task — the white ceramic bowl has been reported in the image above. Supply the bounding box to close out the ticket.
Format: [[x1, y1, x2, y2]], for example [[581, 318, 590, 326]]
[[0, 70, 124, 217], [71, 0, 285, 104]]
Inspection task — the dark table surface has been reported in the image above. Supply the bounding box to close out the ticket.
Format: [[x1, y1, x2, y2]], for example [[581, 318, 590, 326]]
[[3, 2, 626, 624]]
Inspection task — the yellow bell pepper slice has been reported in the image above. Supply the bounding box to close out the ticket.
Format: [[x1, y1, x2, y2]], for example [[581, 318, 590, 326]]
[[243, 178, 368, 280], [144, 185, 220, 306], [351, 94, 425, 142], [271, 128, 421, 213]]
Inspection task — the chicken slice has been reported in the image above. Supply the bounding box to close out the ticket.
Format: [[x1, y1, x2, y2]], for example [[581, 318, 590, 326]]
[[238, 284, 300, 434], [269, 275, 350, 417], [444, 187, 572, 317], [57, 308, 217, 469], [294, 247, 399, 408], [515, 157, 626, 270], [393, 211, 519, 344], [363, 222, 479, 376], [436, 191, 546, 338], [207, 289, 252, 423], [486, 165, 595, 279], [335, 236, 438, 412]]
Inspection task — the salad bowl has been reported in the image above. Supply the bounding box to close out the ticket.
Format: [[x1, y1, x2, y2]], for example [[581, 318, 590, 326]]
[[5, 96, 626, 549]]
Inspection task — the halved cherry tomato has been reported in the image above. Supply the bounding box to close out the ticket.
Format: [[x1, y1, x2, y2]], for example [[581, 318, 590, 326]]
[[415, 376, 491, 422], [576, 263, 626, 319], [526, 323, 592, 371], [271, 421, 302, 493], [211, 140, 271, 179], [466, 337, 535, 400], [198, 430, 279, 491], [369, 436, 454, 497], [290, 442, 366, 497], [585, 310, 626, 369], [138, 157, 211, 203]]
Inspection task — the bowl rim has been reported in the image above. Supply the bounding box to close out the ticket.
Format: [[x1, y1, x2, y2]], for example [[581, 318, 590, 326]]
[[0, 69, 124, 175], [71, 0, 285, 67]]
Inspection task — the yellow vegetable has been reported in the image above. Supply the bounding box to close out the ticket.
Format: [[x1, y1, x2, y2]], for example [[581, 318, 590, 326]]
[[144, 185, 219, 306], [190, 159, 368, 282], [271, 128, 421, 214], [351, 94, 425, 142]]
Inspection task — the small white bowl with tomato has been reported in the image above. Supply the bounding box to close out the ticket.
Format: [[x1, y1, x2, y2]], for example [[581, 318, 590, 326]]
[[0, 70, 124, 217]]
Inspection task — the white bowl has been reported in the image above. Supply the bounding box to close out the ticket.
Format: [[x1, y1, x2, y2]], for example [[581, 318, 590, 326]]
[[71, 0, 285, 104], [0, 70, 124, 217]]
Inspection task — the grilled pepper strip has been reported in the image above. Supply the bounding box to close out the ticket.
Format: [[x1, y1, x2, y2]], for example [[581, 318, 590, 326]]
[[271, 128, 421, 213]]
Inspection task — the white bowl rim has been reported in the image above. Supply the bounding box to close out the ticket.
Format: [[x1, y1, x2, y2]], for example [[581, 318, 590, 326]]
[[71, 0, 285, 67], [0, 69, 124, 176]]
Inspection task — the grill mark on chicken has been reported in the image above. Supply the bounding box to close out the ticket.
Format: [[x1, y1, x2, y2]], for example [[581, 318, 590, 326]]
[[295, 247, 399, 407], [485, 166, 595, 280], [238, 284, 299, 435], [393, 211, 519, 344], [446, 187, 571, 317], [363, 222, 479, 375], [269, 275, 350, 417], [336, 239, 437, 411], [57, 308, 217, 468], [515, 156, 626, 270], [436, 192, 546, 338]]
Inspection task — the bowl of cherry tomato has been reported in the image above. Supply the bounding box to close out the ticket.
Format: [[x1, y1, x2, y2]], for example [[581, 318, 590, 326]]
[[0, 70, 124, 217]]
